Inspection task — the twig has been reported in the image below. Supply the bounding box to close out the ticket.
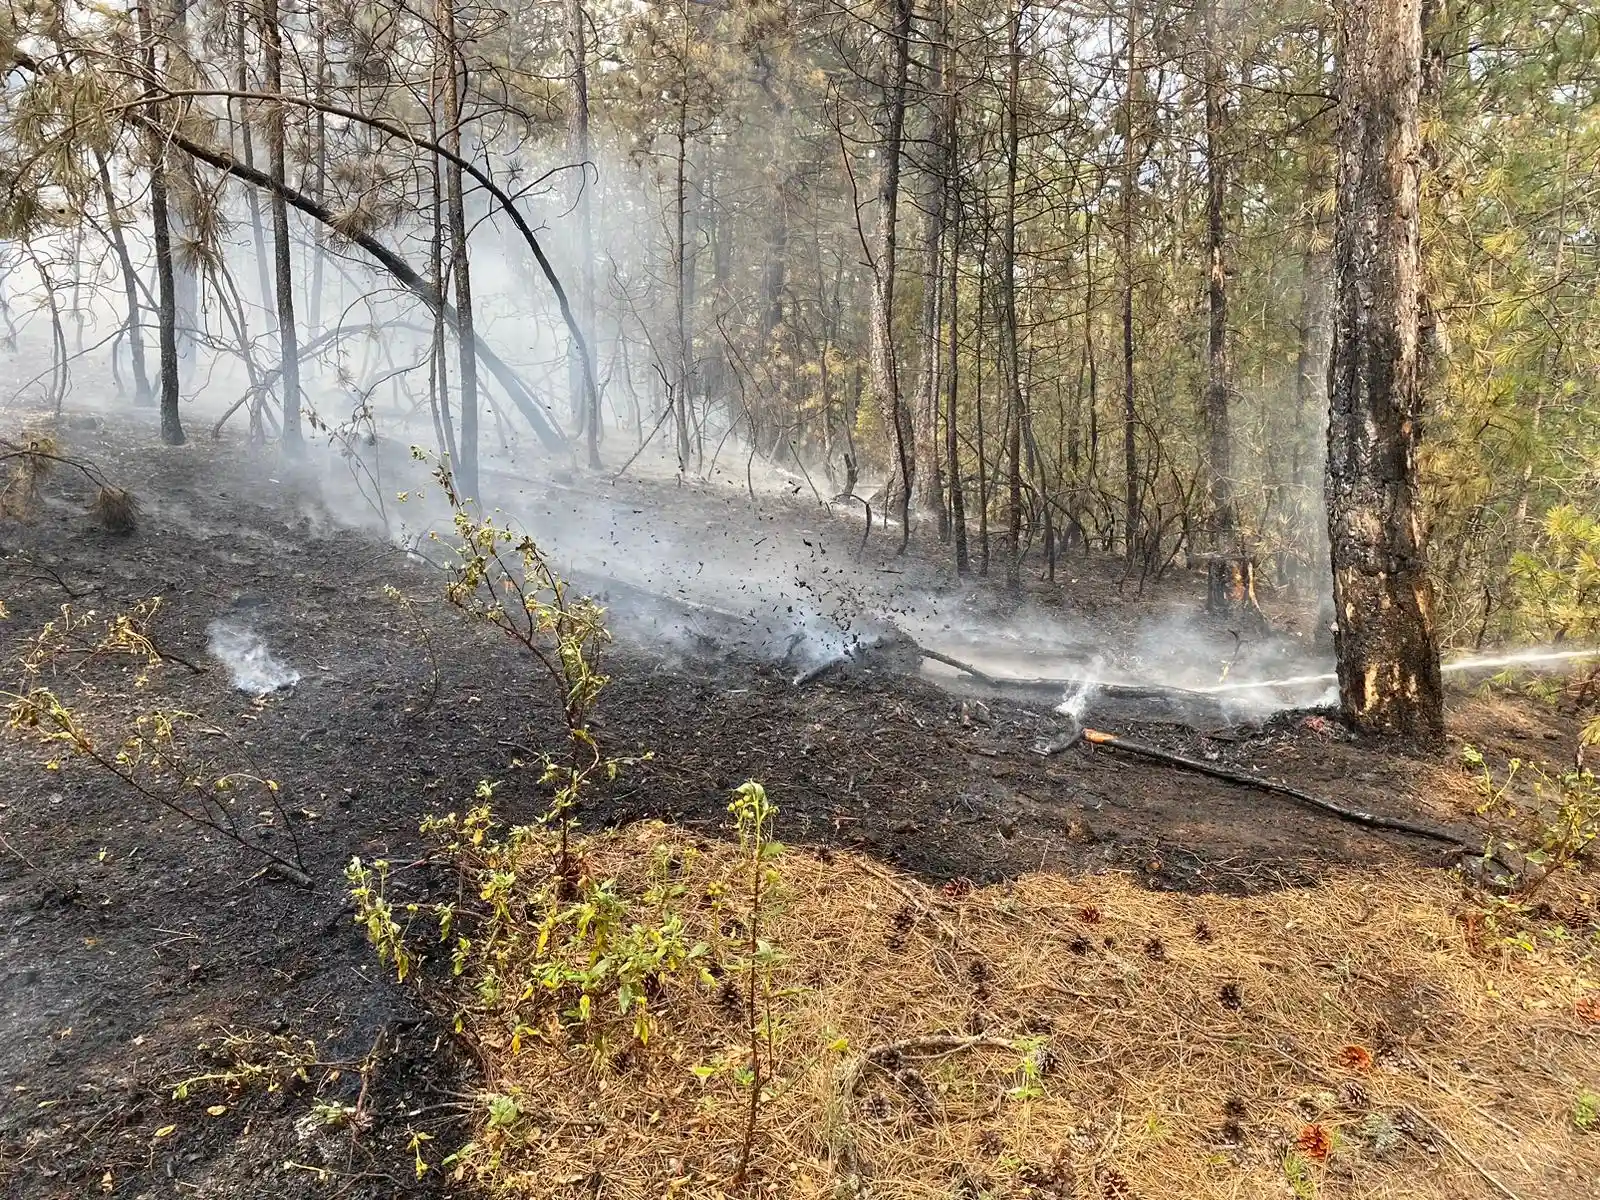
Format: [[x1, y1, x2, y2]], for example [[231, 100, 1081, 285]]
[[1406, 1107, 1526, 1200], [1079, 727, 1482, 849], [853, 858, 968, 948], [254, 861, 314, 889], [841, 1034, 1015, 1095], [150, 643, 208, 674]]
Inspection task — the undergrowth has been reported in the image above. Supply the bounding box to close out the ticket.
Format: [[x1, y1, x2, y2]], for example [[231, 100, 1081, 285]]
[[1462, 742, 1599, 895], [1, 599, 307, 878], [350, 470, 786, 1185]]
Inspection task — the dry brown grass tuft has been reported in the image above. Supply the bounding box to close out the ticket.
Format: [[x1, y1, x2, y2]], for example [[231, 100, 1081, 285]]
[[89, 485, 139, 534], [0, 432, 58, 517], [442, 824, 1599, 1200]]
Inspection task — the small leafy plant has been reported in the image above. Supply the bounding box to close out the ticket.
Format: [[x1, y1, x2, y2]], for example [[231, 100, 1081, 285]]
[[2, 600, 307, 878], [1575, 1091, 1600, 1133], [728, 780, 784, 1185], [1467, 745, 1599, 893], [421, 450, 618, 888]]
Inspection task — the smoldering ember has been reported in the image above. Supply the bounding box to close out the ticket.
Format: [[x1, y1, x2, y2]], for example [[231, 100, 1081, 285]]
[[1, 3, 1597, 1198]]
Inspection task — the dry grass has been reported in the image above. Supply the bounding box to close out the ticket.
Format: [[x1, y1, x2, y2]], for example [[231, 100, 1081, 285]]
[[0, 432, 58, 516], [439, 823, 1600, 1200], [89, 485, 140, 534]]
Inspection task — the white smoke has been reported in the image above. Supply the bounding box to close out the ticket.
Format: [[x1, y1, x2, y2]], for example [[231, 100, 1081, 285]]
[[206, 620, 301, 696], [1055, 661, 1105, 726]]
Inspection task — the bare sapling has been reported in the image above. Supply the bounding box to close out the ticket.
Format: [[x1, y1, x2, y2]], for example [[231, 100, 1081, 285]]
[[729, 779, 783, 1187], [1, 599, 309, 882], [424, 450, 611, 889]]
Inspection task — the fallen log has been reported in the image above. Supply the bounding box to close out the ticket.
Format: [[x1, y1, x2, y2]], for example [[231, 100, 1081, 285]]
[[1078, 726, 1479, 850]]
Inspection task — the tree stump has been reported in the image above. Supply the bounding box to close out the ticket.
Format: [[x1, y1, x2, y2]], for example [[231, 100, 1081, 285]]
[[1205, 556, 1263, 622]]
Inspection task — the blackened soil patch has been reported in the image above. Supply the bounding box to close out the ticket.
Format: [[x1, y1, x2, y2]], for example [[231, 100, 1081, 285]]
[[0, 412, 1556, 1198]]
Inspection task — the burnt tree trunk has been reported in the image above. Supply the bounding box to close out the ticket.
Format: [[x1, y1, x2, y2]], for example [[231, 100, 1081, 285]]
[[912, 0, 952, 534], [1120, 0, 1142, 567], [946, 179, 968, 575], [569, 0, 601, 468], [137, 0, 184, 445], [1202, 0, 1233, 548], [1003, 3, 1026, 593], [439, 0, 479, 500], [262, 0, 301, 451], [870, 0, 914, 535], [1326, 0, 1443, 738], [672, 116, 692, 472]]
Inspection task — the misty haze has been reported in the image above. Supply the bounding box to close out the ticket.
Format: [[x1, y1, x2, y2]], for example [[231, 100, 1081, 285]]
[[2, 2, 1597, 1198]]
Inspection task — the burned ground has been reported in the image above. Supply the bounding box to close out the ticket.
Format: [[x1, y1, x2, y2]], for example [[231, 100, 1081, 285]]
[[0, 414, 1585, 1198]]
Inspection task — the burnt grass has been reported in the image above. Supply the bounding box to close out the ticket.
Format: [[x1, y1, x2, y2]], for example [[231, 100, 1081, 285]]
[[0, 415, 1547, 1198]]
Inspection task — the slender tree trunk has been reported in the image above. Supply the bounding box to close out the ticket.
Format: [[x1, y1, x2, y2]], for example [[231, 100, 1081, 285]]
[[1121, 0, 1142, 566], [95, 151, 151, 406], [1326, 0, 1442, 737], [138, 0, 184, 445], [569, 0, 601, 468], [168, 0, 196, 378], [235, 1, 273, 321], [673, 117, 692, 471], [947, 182, 968, 575], [1003, 4, 1026, 592], [871, 0, 914, 535], [1202, 0, 1233, 548], [307, 14, 327, 337], [262, 0, 300, 450], [975, 211, 989, 577], [913, 0, 953, 532], [439, 0, 479, 500]]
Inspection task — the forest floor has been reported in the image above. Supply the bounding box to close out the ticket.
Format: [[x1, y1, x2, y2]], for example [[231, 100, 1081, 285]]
[[0, 407, 1597, 1199]]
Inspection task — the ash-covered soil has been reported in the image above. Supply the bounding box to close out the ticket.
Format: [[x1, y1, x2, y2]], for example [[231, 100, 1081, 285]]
[[0, 410, 1579, 1198]]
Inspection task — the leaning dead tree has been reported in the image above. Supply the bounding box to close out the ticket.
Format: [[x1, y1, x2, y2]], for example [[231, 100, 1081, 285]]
[[1325, 0, 1443, 737]]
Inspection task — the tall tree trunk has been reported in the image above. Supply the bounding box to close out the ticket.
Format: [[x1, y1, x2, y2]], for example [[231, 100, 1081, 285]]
[[235, 1, 273, 320], [168, 0, 196, 378], [94, 151, 151, 407], [137, 0, 184, 445], [947, 183, 968, 575], [975, 208, 989, 577], [262, 0, 301, 450], [569, 0, 601, 468], [1121, 0, 1142, 566], [1202, 0, 1233, 548], [1003, 3, 1026, 592], [439, 0, 479, 500], [673, 117, 692, 471], [1326, 0, 1442, 737], [912, 0, 952, 532], [1291, 247, 1328, 591], [870, 0, 914, 537], [307, 13, 327, 338]]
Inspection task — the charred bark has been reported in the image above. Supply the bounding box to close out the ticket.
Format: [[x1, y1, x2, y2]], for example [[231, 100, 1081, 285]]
[[569, 0, 601, 468], [137, 0, 184, 445], [439, 0, 479, 500], [912, 1, 953, 533], [1326, 0, 1443, 738], [1003, 3, 1026, 593], [870, 0, 914, 535], [1202, 0, 1233, 547], [1120, 0, 1142, 566], [261, 0, 301, 451]]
